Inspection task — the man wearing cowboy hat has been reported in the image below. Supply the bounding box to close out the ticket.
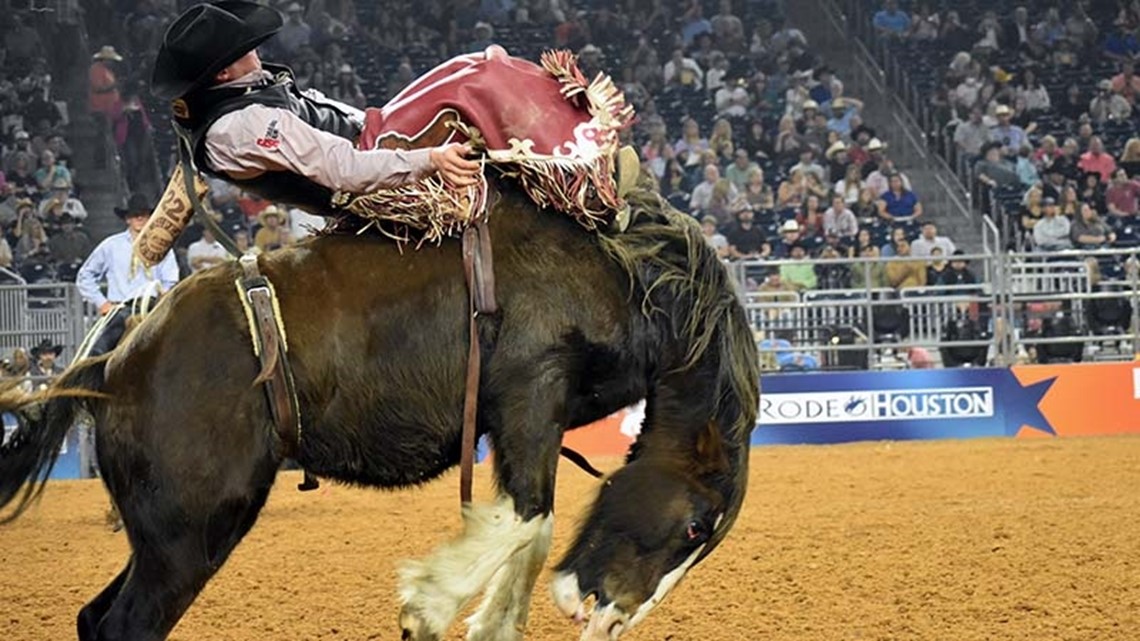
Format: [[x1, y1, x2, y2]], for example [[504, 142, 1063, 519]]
[[29, 339, 64, 378], [77, 193, 180, 355], [89, 45, 124, 120], [988, 104, 1026, 157], [151, 1, 479, 219]]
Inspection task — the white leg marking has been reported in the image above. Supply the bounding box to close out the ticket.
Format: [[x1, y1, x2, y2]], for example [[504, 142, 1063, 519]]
[[464, 514, 553, 641], [398, 497, 545, 640], [551, 571, 584, 620]]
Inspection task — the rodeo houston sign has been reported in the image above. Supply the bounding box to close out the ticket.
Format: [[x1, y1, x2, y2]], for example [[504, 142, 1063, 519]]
[[751, 367, 1058, 445]]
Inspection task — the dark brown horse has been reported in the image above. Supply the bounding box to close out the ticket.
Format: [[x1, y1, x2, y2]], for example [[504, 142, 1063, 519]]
[[0, 184, 758, 641]]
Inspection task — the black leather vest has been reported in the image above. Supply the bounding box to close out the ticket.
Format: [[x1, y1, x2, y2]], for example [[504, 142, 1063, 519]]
[[178, 64, 362, 214]]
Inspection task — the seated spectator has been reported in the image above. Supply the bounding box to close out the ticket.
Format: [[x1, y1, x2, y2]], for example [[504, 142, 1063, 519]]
[[834, 163, 863, 205], [1089, 80, 1132, 123], [1058, 84, 1088, 122], [673, 118, 709, 166], [660, 159, 692, 199], [1105, 168, 1140, 217], [38, 178, 88, 231], [881, 226, 907, 257], [910, 4, 940, 40], [777, 168, 807, 208], [1119, 138, 1140, 178], [824, 140, 850, 183], [1015, 145, 1040, 187], [954, 107, 990, 159], [740, 121, 774, 161], [814, 245, 852, 289], [1016, 68, 1051, 112], [911, 221, 955, 257], [705, 179, 740, 225], [884, 238, 927, 289], [974, 142, 1020, 189], [1059, 185, 1081, 218], [1110, 60, 1140, 105], [1034, 135, 1062, 169], [724, 149, 758, 193], [1071, 202, 1116, 249], [864, 156, 910, 196], [873, 0, 912, 37], [852, 244, 886, 289], [1033, 198, 1072, 251], [187, 227, 230, 273], [725, 204, 770, 260], [1040, 165, 1067, 203], [790, 148, 826, 183], [254, 206, 292, 252], [989, 104, 1027, 157], [663, 48, 704, 90], [33, 149, 70, 192], [798, 194, 826, 239], [11, 206, 49, 265], [1104, 25, 1140, 62], [877, 173, 923, 222], [742, 167, 774, 210], [1079, 172, 1108, 215], [852, 186, 879, 222], [1020, 186, 1044, 232], [1078, 137, 1117, 183], [772, 220, 802, 258], [822, 194, 858, 239], [708, 118, 736, 164], [854, 228, 875, 255], [773, 114, 808, 161], [29, 339, 63, 378], [779, 243, 818, 291], [759, 332, 820, 371], [47, 214, 91, 267], [700, 215, 729, 259], [926, 247, 951, 286], [945, 250, 979, 286], [827, 97, 863, 138], [690, 165, 737, 221]]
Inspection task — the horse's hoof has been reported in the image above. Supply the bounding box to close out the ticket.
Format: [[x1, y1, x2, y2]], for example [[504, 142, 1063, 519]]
[[399, 605, 440, 641]]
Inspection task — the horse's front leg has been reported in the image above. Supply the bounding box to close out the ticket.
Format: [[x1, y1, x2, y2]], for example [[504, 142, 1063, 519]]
[[398, 375, 563, 641]]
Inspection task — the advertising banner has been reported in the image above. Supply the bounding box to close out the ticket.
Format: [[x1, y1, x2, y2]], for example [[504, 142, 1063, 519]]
[[752, 361, 1140, 445]]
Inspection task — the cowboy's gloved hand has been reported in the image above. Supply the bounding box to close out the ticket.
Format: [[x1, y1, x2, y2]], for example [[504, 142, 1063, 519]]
[[430, 143, 481, 188]]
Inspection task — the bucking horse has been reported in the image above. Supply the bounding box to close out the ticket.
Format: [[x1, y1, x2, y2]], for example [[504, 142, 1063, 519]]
[[0, 183, 759, 640]]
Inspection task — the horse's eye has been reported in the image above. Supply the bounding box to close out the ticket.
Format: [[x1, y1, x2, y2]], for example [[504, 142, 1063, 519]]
[[685, 520, 709, 544]]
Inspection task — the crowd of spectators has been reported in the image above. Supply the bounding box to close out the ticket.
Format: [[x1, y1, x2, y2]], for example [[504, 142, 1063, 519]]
[[0, 13, 91, 288], [865, 0, 1140, 269]]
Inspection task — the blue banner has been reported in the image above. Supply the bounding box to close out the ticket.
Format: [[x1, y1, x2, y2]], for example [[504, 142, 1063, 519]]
[[752, 368, 1056, 445]]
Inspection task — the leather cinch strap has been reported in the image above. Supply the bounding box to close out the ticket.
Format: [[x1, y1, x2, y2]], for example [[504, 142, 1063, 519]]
[[459, 221, 496, 505], [237, 255, 302, 458]]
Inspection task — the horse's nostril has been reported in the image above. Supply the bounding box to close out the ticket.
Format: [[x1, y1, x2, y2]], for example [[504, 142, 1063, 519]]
[[402, 630, 412, 641]]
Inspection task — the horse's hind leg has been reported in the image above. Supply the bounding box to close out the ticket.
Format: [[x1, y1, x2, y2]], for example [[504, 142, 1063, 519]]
[[92, 484, 273, 641], [77, 561, 130, 641], [399, 375, 563, 641]]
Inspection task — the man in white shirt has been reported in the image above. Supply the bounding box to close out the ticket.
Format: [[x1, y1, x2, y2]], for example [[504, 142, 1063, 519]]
[[186, 227, 231, 272], [662, 48, 704, 90], [909, 222, 956, 257], [76, 193, 180, 356]]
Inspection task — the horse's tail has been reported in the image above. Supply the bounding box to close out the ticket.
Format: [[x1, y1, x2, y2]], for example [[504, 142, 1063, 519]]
[[0, 355, 108, 523]]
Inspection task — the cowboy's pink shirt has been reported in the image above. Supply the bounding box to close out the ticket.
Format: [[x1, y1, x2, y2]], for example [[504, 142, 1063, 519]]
[[203, 69, 434, 196]]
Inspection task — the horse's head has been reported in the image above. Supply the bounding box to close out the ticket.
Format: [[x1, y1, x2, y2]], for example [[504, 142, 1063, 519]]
[[553, 423, 747, 640]]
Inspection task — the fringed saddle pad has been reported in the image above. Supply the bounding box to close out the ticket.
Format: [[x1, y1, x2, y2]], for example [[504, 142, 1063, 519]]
[[332, 46, 635, 245]]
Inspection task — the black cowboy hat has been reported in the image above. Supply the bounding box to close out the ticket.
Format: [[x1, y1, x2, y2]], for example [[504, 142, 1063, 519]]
[[30, 338, 63, 358], [115, 192, 155, 219], [151, 0, 283, 100]]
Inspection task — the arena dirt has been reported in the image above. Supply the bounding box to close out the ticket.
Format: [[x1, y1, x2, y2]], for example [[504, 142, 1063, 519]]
[[1, 436, 1138, 641]]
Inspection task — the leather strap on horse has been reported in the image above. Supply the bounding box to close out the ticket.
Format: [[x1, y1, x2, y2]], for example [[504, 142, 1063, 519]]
[[459, 221, 497, 505], [173, 122, 244, 259], [457, 216, 604, 505], [237, 255, 303, 459]]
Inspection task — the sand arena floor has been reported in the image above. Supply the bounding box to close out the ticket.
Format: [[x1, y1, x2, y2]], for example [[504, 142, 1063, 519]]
[[1, 436, 1138, 641]]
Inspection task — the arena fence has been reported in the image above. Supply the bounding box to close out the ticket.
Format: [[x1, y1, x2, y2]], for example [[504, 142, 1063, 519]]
[[729, 246, 1140, 371]]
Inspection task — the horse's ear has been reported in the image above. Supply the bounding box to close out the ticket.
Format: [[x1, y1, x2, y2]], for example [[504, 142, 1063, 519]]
[[694, 421, 729, 474]]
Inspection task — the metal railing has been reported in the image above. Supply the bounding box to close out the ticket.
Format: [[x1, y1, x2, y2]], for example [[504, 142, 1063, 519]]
[[728, 246, 1140, 370], [0, 283, 94, 365]]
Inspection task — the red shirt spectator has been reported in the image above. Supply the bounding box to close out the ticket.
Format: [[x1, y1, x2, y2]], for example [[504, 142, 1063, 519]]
[[1105, 169, 1140, 216], [1110, 61, 1140, 105], [1078, 137, 1118, 183], [88, 46, 123, 119]]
